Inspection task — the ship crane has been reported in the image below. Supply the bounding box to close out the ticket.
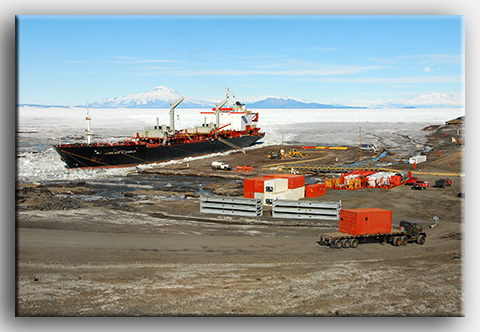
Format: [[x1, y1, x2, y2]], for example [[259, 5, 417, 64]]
[[85, 102, 92, 145], [214, 98, 228, 128], [169, 96, 184, 133]]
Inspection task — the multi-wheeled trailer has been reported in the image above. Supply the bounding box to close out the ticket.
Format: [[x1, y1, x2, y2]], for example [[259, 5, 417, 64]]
[[317, 208, 427, 249]]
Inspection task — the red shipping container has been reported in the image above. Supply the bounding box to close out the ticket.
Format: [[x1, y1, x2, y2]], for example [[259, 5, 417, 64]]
[[243, 177, 268, 196], [305, 183, 326, 197], [264, 174, 305, 189], [338, 208, 392, 236]]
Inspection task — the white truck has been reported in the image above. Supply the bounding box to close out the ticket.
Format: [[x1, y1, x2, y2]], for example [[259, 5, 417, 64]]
[[211, 161, 231, 171]]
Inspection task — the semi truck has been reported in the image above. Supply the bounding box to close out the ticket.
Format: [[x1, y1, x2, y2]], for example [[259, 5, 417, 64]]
[[317, 208, 427, 249]]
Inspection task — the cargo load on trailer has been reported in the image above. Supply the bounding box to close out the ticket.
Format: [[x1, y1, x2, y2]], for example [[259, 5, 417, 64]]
[[317, 208, 427, 249]]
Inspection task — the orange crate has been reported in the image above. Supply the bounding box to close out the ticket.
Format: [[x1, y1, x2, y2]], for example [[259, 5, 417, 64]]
[[305, 183, 326, 197]]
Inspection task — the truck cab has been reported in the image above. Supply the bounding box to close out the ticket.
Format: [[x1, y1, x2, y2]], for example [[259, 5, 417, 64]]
[[399, 221, 426, 244]]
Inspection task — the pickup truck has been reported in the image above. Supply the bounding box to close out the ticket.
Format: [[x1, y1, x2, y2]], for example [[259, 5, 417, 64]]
[[412, 180, 429, 190], [211, 162, 231, 171], [435, 178, 452, 188], [404, 176, 418, 185]]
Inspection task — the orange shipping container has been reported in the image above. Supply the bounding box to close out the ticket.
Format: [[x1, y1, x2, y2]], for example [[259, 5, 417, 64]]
[[338, 208, 392, 236], [264, 174, 305, 189], [305, 183, 326, 197], [244, 177, 269, 197]]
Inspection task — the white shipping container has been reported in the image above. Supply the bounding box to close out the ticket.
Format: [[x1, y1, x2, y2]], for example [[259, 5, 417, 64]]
[[283, 186, 305, 200], [263, 193, 277, 206], [254, 192, 264, 200], [264, 178, 289, 194], [263, 186, 305, 205], [409, 155, 427, 164]]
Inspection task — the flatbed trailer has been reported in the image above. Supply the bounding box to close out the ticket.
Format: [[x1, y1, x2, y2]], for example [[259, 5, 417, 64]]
[[317, 221, 427, 249]]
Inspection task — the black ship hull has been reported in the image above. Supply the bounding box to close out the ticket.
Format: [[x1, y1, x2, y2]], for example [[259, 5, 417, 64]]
[[55, 134, 264, 168]]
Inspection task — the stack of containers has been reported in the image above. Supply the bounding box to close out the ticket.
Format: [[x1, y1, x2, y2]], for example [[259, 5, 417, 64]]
[[244, 174, 305, 205], [263, 178, 290, 205], [243, 177, 269, 198], [338, 208, 392, 235]]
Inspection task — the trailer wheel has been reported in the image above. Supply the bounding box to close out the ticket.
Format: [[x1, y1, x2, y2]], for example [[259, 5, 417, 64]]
[[341, 239, 350, 248], [401, 236, 408, 246], [392, 237, 401, 246], [332, 239, 342, 249], [416, 234, 426, 245], [350, 238, 359, 248]]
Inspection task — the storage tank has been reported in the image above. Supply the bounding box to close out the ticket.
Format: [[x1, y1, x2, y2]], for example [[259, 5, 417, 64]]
[[395, 171, 410, 183]]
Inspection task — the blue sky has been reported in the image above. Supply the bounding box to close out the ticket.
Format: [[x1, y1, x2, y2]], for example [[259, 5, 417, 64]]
[[17, 15, 464, 106]]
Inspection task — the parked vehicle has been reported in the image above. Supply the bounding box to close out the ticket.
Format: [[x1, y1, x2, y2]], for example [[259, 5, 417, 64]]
[[317, 208, 426, 249], [404, 176, 419, 185], [412, 180, 429, 190], [211, 161, 231, 171], [267, 152, 282, 159], [358, 144, 377, 152], [435, 178, 452, 188]]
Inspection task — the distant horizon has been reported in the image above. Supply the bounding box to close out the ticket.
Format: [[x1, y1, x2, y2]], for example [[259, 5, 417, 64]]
[[17, 15, 464, 108], [16, 85, 464, 110]]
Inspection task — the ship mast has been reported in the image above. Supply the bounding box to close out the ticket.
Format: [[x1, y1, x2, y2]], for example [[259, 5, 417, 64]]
[[86, 102, 92, 145]]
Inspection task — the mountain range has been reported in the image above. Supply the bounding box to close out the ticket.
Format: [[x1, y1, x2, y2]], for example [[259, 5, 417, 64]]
[[85, 86, 365, 109], [18, 86, 463, 109]]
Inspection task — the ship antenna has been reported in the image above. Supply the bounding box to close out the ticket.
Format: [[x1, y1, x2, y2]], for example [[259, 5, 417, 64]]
[[86, 101, 92, 145]]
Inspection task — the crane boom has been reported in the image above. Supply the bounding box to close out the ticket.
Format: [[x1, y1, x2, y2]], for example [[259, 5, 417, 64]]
[[215, 98, 228, 128], [169, 97, 184, 133]]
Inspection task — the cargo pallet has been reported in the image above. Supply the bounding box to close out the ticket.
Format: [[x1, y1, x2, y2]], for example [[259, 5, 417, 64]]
[[318, 221, 427, 249]]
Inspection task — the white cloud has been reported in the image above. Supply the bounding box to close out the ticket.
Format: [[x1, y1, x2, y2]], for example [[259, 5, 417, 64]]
[[302, 75, 461, 84], [423, 66, 432, 72], [370, 53, 462, 65], [185, 65, 386, 76], [396, 54, 461, 64]]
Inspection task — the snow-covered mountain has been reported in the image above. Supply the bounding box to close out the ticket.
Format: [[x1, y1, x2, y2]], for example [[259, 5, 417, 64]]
[[356, 92, 464, 109], [18, 86, 464, 109], [86, 87, 365, 109], [87, 86, 215, 109], [246, 97, 366, 109]]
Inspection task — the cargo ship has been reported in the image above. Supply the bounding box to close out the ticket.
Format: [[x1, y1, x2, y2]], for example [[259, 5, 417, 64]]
[[54, 90, 264, 168]]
